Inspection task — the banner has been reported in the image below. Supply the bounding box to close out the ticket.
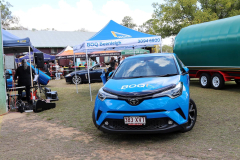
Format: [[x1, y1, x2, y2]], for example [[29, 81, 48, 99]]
[[56, 52, 121, 59], [85, 36, 161, 50]]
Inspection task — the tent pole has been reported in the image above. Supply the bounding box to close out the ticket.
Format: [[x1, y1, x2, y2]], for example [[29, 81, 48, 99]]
[[74, 51, 78, 93], [160, 37, 162, 53], [86, 49, 92, 101], [29, 46, 34, 103]]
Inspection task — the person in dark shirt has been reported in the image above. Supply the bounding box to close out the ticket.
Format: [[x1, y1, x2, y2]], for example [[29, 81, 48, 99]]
[[44, 62, 50, 76], [117, 57, 121, 66], [109, 57, 116, 69], [14, 59, 35, 103]]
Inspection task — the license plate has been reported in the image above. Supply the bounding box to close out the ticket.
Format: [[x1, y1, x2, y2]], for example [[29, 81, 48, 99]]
[[124, 116, 146, 125]]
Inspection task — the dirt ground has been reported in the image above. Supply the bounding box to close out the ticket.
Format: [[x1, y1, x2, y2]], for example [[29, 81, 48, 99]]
[[0, 112, 188, 160]]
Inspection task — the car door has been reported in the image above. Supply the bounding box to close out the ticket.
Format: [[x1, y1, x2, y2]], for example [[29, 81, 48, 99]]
[[90, 66, 102, 81]]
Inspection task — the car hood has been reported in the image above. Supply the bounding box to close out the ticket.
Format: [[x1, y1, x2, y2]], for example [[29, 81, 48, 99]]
[[103, 75, 180, 95]]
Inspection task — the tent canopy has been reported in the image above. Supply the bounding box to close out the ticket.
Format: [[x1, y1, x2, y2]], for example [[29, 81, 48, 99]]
[[2, 29, 33, 53], [73, 20, 161, 52], [15, 47, 55, 63]]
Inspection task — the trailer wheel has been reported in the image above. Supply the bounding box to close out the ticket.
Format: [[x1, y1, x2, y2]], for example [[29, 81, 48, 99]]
[[235, 79, 240, 85], [199, 73, 211, 88], [211, 73, 224, 89]]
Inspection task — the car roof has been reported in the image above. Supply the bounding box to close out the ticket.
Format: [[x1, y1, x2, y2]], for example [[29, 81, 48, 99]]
[[125, 53, 176, 59]]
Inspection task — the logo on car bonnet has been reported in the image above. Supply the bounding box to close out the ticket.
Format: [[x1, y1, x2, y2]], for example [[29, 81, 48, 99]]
[[128, 98, 140, 106], [121, 84, 154, 89]]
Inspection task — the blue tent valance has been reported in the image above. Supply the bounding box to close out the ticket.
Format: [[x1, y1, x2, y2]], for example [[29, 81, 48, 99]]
[[15, 47, 55, 63], [2, 29, 33, 53]]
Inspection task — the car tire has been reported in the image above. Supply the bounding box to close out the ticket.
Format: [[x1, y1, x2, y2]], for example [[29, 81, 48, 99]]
[[182, 99, 197, 133], [199, 73, 211, 88], [235, 79, 240, 85], [72, 75, 82, 84], [211, 73, 224, 89]]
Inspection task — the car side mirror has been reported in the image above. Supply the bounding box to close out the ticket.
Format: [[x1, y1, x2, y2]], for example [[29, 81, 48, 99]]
[[108, 72, 113, 79], [182, 67, 189, 74]]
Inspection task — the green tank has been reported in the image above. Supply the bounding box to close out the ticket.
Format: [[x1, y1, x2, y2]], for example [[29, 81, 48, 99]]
[[174, 15, 240, 71]]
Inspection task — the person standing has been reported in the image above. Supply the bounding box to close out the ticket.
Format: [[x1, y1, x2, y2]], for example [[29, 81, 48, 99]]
[[109, 57, 116, 69], [117, 57, 121, 66], [14, 59, 35, 104], [44, 62, 50, 76]]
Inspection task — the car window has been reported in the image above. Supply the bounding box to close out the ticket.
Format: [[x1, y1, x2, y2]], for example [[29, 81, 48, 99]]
[[113, 55, 179, 79], [91, 64, 100, 70]]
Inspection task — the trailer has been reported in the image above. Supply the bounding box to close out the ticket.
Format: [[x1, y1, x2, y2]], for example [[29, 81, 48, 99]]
[[174, 15, 240, 89]]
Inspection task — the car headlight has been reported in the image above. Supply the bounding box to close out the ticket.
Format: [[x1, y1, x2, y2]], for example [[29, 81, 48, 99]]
[[98, 88, 118, 101], [65, 74, 72, 77], [152, 82, 183, 99]]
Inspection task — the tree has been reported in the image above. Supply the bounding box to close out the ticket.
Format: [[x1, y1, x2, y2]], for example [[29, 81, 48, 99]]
[[75, 28, 88, 32], [121, 16, 137, 29], [0, 0, 19, 29], [152, 0, 240, 37], [8, 25, 28, 30], [162, 45, 173, 53], [41, 28, 57, 31], [138, 19, 159, 35]]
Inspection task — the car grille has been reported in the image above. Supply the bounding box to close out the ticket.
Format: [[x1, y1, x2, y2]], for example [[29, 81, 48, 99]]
[[102, 118, 172, 130]]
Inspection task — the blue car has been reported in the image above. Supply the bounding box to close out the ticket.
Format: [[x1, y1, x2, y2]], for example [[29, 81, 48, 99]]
[[92, 53, 197, 134]]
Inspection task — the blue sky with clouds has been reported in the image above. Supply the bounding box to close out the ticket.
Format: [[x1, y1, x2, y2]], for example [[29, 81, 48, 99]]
[[10, 0, 163, 14], [9, 0, 172, 45]]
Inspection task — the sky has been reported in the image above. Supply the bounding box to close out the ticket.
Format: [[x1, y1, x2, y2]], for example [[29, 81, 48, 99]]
[[9, 0, 172, 45]]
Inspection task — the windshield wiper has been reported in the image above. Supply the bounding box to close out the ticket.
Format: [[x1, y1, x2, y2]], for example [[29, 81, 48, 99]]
[[158, 74, 178, 77], [126, 76, 147, 79]]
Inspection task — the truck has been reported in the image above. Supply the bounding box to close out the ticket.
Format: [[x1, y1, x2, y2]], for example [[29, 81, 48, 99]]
[[174, 15, 240, 89]]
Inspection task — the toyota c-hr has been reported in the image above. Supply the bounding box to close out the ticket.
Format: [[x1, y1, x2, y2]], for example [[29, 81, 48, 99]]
[[92, 53, 197, 134]]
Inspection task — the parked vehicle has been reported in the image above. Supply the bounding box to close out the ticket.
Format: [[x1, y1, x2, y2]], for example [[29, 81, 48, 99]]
[[92, 53, 197, 134], [174, 15, 240, 89], [65, 64, 104, 84]]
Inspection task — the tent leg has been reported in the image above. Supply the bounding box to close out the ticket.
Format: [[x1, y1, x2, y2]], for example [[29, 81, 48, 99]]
[[86, 50, 92, 101], [74, 52, 78, 93], [29, 46, 34, 104], [160, 37, 162, 53]]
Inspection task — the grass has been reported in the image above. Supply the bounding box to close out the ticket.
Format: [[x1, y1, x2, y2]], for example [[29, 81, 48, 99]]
[[35, 79, 240, 159]]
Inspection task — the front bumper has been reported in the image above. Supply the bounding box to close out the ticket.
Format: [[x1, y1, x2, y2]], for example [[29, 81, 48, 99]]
[[93, 93, 189, 133], [98, 118, 187, 134], [65, 77, 72, 82]]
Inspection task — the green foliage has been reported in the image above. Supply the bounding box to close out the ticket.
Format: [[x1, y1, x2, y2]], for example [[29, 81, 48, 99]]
[[162, 45, 173, 53], [138, 19, 160, 35], [121, 16, 137, 29], [0, 0, 19, 29], [151, 0, 240, 37]]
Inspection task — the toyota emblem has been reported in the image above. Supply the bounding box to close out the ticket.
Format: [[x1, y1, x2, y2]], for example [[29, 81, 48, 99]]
[[129, 98, 140, 106]]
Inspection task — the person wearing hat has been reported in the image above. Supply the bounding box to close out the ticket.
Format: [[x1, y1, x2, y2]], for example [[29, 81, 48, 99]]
[[14, 59, 35, 104]]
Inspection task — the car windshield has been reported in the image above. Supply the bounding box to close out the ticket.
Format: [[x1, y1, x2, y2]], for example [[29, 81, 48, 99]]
[[113, 55, 179, 79]]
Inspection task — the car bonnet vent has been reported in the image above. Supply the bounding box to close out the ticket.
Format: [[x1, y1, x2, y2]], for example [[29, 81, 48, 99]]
[[103, 84, 176, 97]]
